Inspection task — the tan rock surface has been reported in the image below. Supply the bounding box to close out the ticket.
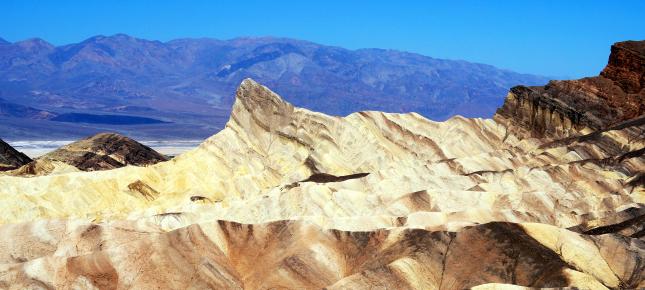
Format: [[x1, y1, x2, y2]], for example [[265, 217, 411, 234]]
[[0, 41, 643, 289], [0, 220, 641, 289]]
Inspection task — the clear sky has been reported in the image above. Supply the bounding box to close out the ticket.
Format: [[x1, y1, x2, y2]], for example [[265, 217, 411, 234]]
[[1, 0, 644, 78]]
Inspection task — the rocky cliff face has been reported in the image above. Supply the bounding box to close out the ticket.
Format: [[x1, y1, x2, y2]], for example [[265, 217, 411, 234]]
[[9, 132, 168, 176], [0, 42, 642, 289], [0, 139, 31, 170], [601, 40, 645, 94], [495, 40, 644, 139]]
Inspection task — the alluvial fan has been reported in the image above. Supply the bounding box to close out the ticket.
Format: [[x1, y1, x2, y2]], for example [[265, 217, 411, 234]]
[[0, 41, 643, 289]]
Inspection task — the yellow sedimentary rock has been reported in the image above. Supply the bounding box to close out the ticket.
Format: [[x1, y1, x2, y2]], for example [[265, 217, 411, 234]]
[[0, 79, 642, 289]]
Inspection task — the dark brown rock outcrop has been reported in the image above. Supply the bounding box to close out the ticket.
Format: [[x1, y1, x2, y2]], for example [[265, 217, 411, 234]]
[[495, 40, 645, 139], [46, 132, 168, 171], [15, 133, 168, 174], [0, 139, 32, 171], [601, 40, 645, 94]]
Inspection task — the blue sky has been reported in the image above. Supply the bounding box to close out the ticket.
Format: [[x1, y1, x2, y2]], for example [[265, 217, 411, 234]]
[[1, 0, 643, 77]]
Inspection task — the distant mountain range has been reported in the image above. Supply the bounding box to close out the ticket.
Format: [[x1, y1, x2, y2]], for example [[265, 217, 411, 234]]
[[0, 34, 548, 139]]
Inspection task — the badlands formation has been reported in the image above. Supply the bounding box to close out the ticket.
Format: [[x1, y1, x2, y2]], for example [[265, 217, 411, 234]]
[[0, 41, 643, 289], [6, 133, 168, 176]]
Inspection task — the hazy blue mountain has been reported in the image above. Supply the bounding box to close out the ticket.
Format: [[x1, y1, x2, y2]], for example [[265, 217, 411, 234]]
[[0, 38, 9, 45], [0, 34, 548, 139]]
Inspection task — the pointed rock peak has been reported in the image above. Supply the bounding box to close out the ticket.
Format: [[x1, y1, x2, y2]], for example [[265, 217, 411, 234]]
[[236, 78, 290, 107], [230, 78, 295, 130], [234, 78, 293, 114], [0, 37, 9, 45]]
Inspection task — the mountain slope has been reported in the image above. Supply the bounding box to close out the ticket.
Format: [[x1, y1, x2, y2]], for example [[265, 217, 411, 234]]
[[0, 139, 31, 170], [0, 97, 56, 119], [9, 132, 169, 176], [0, 76, 642, 287], [0, 34, 548, 139], [0, 41, 641, 289], [495, 40, 645, 139]]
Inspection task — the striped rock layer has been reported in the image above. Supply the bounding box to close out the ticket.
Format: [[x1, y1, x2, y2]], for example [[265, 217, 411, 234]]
[[5, 132, 169, 177], [0, 76, 642, 289]]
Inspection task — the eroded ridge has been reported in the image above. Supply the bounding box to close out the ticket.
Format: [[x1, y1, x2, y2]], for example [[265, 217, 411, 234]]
[[0, 40, 643, 289]]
